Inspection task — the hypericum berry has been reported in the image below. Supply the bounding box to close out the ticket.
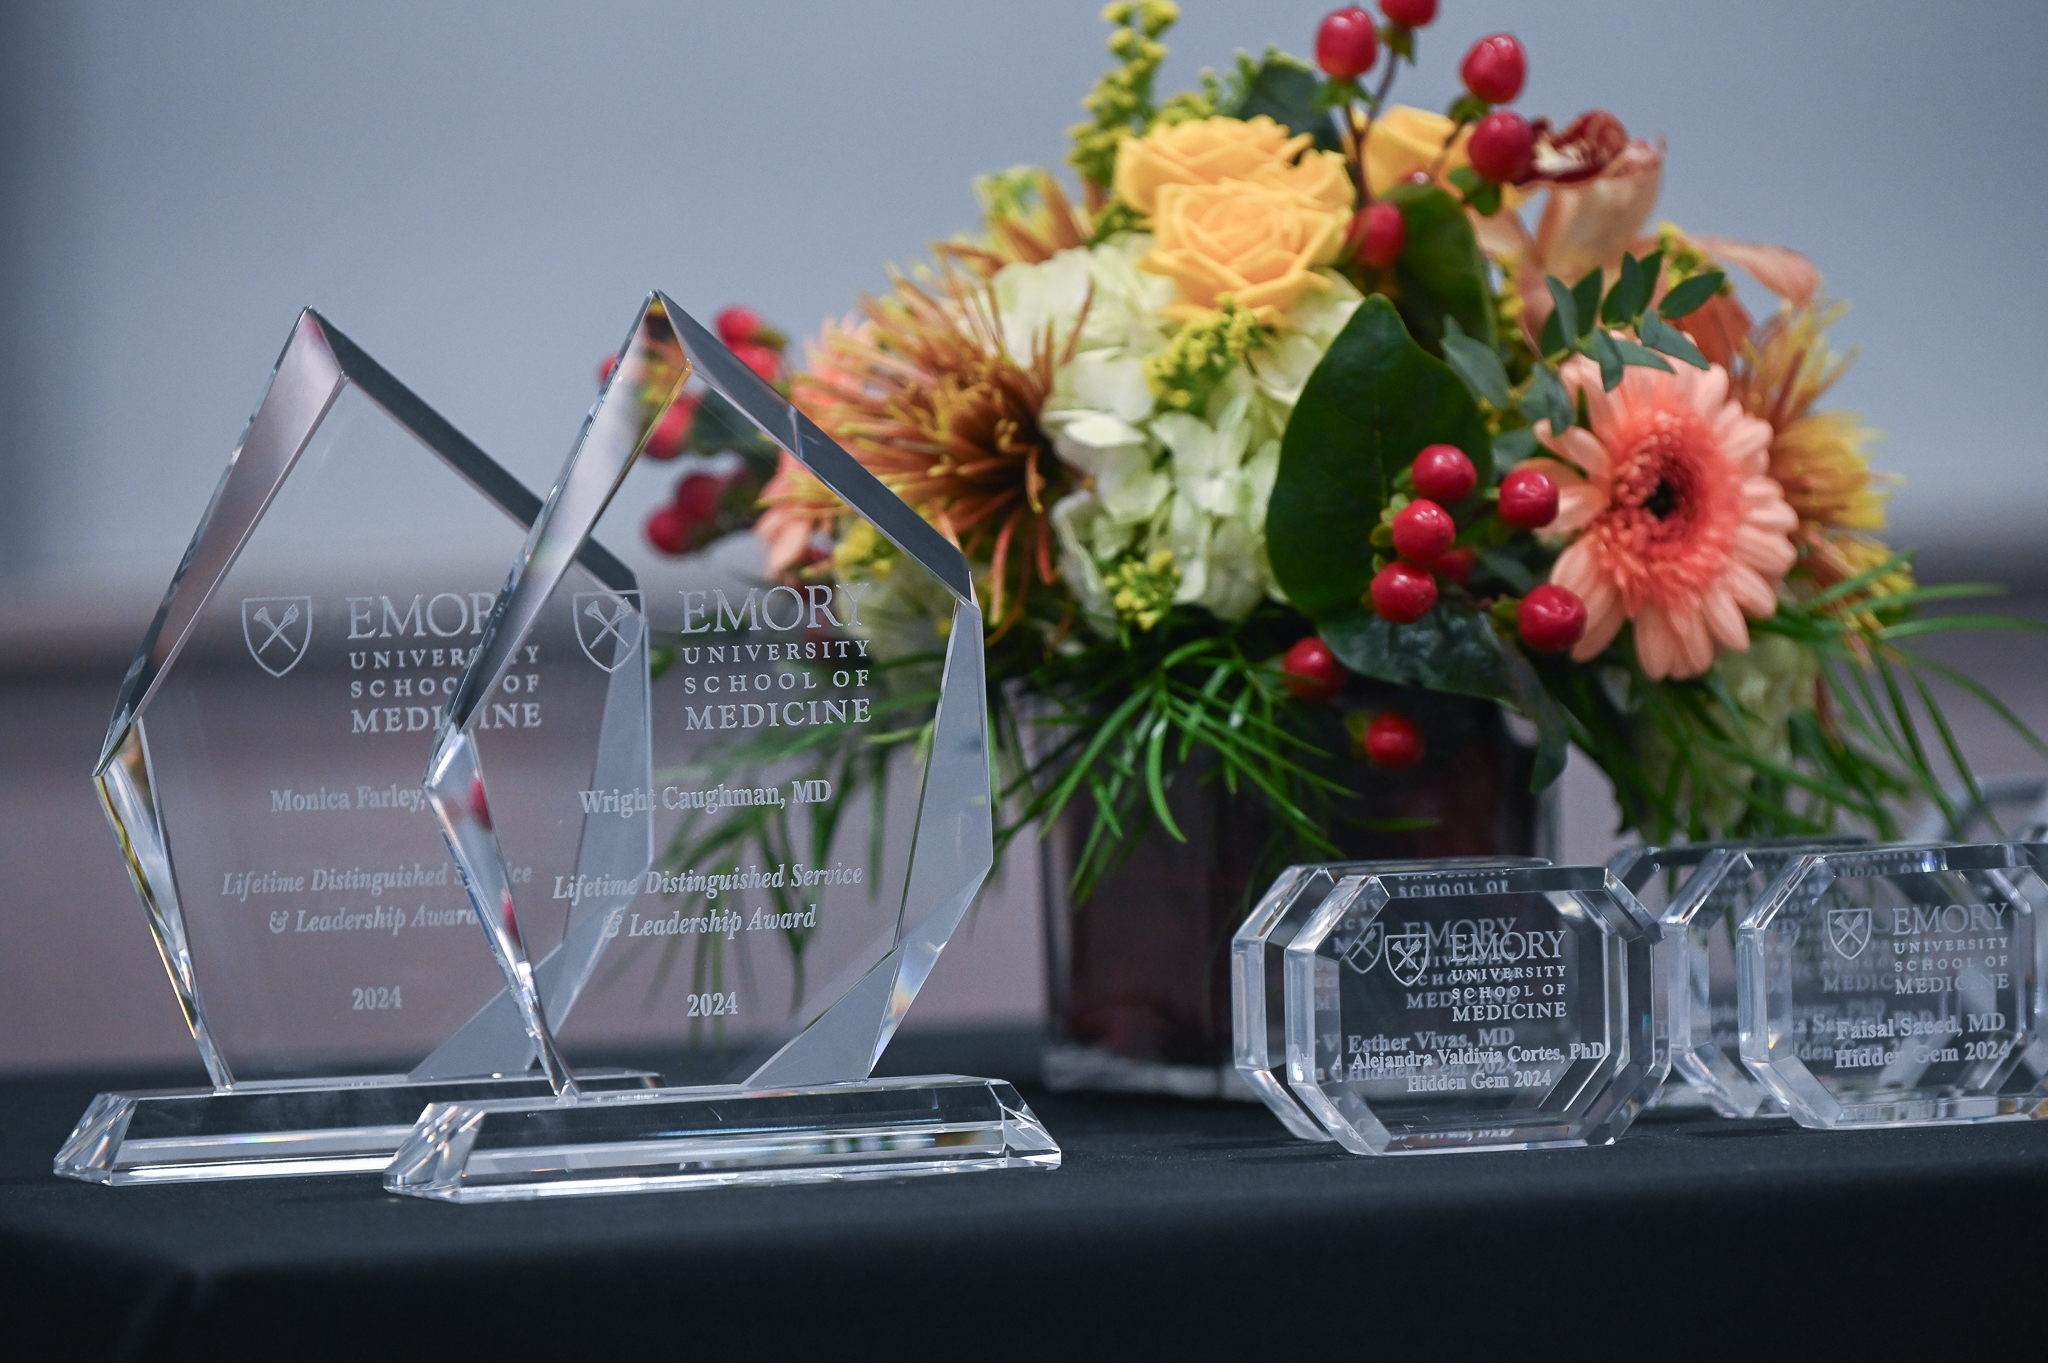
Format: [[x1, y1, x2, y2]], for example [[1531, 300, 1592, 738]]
[[1467, 110, 1536, 184], [1281, 636, 1349, 704], [645, 504, 692, 556], [641, 393, 696, 460], [1315, 7, 1379, 80], [1411, 445, 1477, 503], [1498, 468, 1560, 528], [1433, 547, 1477, 585], [1364, 711, 1426, 769], [1379, 0, 1437, 27], [1391, 499, 1456, 564], [1518, 584, 1588, 654], [1461, 33, 1528, 104], [716, 306, 763, 348], [732, 340, 781, 384], [671, 470, 727, 522], [1370, 561, 1438, 623], [1347, 201, 1406, 269], [597, 353, 618, 387]]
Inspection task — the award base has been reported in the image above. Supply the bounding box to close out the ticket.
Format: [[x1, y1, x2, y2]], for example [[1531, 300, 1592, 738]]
[[54, 1069, 661, 1185], [384, 1074, 1062, 1203]]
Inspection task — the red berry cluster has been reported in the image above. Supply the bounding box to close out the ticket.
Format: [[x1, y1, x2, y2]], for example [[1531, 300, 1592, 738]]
[[602, 304, 786, 557], [1363, 447, 1584, 656], [1315, 0, 1439, 85], [1457, 33, 1534, 186]]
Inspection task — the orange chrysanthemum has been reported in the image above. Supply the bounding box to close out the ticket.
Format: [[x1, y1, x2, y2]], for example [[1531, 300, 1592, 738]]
[[1523, 354, 1799, 681], [792, 257, 1075, 633]]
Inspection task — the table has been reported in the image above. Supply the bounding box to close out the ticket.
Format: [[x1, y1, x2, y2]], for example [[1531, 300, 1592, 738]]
[[2, 1030, 2042, 1361]]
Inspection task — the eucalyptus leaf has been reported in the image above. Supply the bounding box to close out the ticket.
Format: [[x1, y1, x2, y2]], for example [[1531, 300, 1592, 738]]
[[1570, 269, 1603, 339], [1521, 363, 1576, 433], [1657, 270, 1727, 320], [1266, 296, 1490, 618], [1440, 318, 1512, 409], [1638, 311, 1710, 368], [1544, 276, 1579, 351], [1609, 335, 1675, 374], [1384, 181, 1498, 354], [1585, 327, 1626, 391], [1601, 252, 1651, 325], [1490, 425, 1539, 476]]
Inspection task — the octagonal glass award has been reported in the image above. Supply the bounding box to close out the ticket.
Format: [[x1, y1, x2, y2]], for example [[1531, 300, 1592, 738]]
[[1232, 857, 1546, 1141], [384, 295, 1057, 1201], [1738, 842, 2048, 1128], [59, 312, 657, 1186], [1284, 863, 1662, 1154], [1611, 838, 1863, 1119]]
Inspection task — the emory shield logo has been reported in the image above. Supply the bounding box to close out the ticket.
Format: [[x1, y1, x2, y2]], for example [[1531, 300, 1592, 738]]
[[241, 597, 312, 678], [1340, 922, 1384, 975], [1826, 906, 1872, 959], [1385, 926, 1432, 987], [573, 591, 643, 673]]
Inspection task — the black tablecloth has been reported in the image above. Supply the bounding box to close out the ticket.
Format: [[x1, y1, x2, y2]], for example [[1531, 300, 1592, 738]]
[[3, 1030, 2042, 1361]]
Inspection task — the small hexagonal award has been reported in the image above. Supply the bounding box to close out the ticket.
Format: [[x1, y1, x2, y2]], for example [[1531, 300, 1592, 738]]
[[1611, 838, 1864, 1119], [1738, 842, 2048, 1128], [384, 295, 1057, 1200], [59, 312, 656, 1185], [1284, 863, 1662, 1154], [1232, 857, 1546, 1141]]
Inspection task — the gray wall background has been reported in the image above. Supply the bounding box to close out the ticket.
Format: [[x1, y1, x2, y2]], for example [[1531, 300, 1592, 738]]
[[4, 0, 2047, 604]]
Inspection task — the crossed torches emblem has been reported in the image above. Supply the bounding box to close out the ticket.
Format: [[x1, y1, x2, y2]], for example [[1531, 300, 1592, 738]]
[[240, 597, 312, 678], [573, 591, 643, 673]]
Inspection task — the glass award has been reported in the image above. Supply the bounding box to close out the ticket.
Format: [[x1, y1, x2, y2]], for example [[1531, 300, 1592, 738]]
[[59, 311, 656, 1186], [1231, 857, 1546, 1141], [1283, 863, 1663, 1153], [383, 295, 1058, 1201], [1738, 842, 2048, 1128], [1611, 837, 1863, 1119]]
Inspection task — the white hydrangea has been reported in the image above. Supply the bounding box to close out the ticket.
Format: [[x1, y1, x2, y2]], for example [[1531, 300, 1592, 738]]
[[1000, 241, 1361, 629]]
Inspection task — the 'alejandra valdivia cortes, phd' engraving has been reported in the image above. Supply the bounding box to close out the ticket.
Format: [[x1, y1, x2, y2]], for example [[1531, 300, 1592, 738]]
[[1284, 863, 1662, 1154]]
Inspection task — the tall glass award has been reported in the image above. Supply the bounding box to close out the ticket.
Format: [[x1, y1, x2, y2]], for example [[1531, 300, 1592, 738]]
[[1283, 862, 1663, 1153], [58, 312, 656, 1185], [1738, 842, 2048, 1128], [1231, 857, 1546, 1141], [1611, 837, 1862, 1118], [384, 295, 1058, 1201]]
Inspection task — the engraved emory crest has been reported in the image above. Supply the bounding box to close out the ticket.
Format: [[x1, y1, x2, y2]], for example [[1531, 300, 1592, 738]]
[[1340, 922, 1384, 975], [1825, 906, 1872, 959], [241, 597, 312, 677], [1385, 925, 1431, 987], [573, 590, 644, 672]]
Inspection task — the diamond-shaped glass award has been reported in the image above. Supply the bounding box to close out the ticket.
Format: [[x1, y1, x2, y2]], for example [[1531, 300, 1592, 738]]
[[1738, 842, 2048, 1128], [384, 295, 1058, 1201], [1232, 857, 1546, 1141], [58, 312, 656, 1185], [1284, 863, 1663, 1153], [1611, 838, 1863, 1119]]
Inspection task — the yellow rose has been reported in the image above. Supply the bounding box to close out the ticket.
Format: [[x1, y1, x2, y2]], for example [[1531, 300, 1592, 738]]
[[1138, 181, 1348, 323], [1115, 114, 1353, 216], [1361, 105, 1475, 196]]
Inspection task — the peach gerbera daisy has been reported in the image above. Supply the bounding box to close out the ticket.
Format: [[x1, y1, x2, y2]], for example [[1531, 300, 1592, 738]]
[[1522, 353, 1798, 681]]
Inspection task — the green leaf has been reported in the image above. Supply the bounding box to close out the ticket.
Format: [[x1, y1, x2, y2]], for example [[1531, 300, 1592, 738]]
[[1537, 306, 1566, 363], [1543, 276, 1579, 351], [1638, 311, 1709, 369], [1446, 93, 1489, 123], [1383, 181, 1498, 354], [1601, 252, 1652, 326], [1570, 269, 1603, 339], [1439, 317, 1512, 408], [1266, 295, 1490, 618], [1585, 328, 1626, 391], [1322, 604, 1569, 790], [1520, 363, 1576, 433], [1231, 58, 1343, 151], [1490, 425, 1539, 476], [1609, 334, 1675, 374], [1658, 269, 1727, 320]]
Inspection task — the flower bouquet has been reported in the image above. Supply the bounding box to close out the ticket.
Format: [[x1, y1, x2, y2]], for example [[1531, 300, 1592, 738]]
[[624, 2, 2039, 1086]]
